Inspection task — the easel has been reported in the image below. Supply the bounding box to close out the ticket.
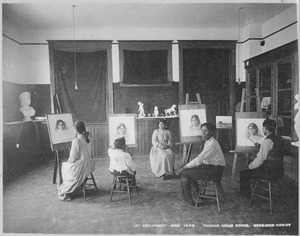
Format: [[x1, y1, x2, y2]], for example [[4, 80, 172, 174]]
[[215, 100, 233, 150], [230, 89, 264, 182], [177, 93, 205, 165], [52, 142, 71, 188]]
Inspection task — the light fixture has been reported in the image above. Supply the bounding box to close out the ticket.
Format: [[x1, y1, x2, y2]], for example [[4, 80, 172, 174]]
[[72, 5, 78, 90]]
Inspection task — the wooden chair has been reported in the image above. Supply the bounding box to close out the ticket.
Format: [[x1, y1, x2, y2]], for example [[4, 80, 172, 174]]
[[109, 173, 139, 205], [248, 178, 285, 214], [82, 173, 97, 201], [195, 180, 221, 212]]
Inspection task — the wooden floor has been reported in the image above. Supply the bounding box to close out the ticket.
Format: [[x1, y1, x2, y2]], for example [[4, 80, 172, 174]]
[[2, 153, 299, 235]]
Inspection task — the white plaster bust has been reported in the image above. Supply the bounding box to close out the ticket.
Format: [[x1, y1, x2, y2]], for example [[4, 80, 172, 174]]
[[19, 92, 35, 121], [292, 93, 299, 147]]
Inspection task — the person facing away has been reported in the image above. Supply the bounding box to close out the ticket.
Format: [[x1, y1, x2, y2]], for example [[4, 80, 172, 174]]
[[58, 120, 95, 201], [247, 122, 265, 146], [175, 122, 226, 206], [149, 118, 175, 179], [108, 137, 137, 176], [239, 118, 285, 198]]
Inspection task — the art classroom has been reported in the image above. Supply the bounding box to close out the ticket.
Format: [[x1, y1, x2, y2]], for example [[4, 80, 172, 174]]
[[1, 0, 299, 235]]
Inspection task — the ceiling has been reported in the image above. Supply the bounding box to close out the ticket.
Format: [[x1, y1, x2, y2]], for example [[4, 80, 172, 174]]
[[3, 1, 296, 31]]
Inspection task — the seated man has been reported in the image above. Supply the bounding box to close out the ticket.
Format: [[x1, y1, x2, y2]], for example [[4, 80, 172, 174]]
[[239, 118, 285, 198], [175, 122, 226, 206], [108, 137, 137, 177]]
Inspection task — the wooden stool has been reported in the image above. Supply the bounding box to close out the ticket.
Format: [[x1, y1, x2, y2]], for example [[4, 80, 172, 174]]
[[109, 174, 139, 205], [248, 178, 284, 214], [83, 173, 97, 201], [195, 180, 221, 212]]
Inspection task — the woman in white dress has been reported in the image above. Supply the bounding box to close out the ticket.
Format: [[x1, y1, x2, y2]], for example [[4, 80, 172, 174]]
[[149, 119, 175, 179], [58, 120, 95, 201]]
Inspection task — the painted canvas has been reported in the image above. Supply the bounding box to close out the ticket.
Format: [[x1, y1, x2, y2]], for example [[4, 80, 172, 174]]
[[108, 114, 137, 146], [216, 116, 233, 129], [46, 113, 75, 145]]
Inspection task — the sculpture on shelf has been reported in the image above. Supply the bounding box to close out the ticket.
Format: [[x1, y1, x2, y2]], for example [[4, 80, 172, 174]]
[[165, 104, 177, 117], [138, 101, 145, 118], [154, 106, 159, 117], [292, 93, 299, 147], [18, 91, 35, 121]]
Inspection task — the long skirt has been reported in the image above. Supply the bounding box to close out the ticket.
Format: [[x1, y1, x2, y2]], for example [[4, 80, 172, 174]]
[[149, 146, 175, 177]]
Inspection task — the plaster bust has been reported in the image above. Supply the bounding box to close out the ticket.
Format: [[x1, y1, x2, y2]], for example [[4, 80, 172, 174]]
[[292, 94, 299, 146], [19, 92, 35, 121]]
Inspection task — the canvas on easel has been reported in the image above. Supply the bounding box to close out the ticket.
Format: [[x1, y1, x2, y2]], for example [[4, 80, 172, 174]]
[[46, 113, 75, 185], [178, 93, 207, 143], [235, 112, 266, 152]]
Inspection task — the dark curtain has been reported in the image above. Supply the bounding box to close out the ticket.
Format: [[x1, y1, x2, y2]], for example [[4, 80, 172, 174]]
[[123, 50, 168, 84], [54, 50, 107, 123], [183, 48, 230, 107], [119, 41, 172, 84]]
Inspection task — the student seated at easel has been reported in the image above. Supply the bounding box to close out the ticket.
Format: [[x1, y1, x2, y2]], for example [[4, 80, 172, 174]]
[[58, 120, 95, 201], [175, 123, 226, 206], [239, 118, 285, 198]]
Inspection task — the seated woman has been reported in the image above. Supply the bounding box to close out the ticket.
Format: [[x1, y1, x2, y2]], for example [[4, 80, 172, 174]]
[[58, 120, 95, 201], [108, 137, 137, 177], [149, 119, 175, 179]]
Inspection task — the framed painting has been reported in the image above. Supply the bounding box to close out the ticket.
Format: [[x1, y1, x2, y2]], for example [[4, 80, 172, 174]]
[[216, 116, 233, 129], [108, 114, 137, 147], [46, 113, 75, 146], [178, 104, 207, 143], [235, 112, 266, 152]]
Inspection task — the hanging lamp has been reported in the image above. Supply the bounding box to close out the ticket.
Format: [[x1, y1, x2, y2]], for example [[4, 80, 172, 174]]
[[72, 5, 78, 90]]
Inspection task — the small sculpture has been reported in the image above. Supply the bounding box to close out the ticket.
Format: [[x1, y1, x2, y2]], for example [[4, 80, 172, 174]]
[[138, 101, 145, 118], [165, 104, 177, 116], [154, 106, 159, 117], [292, 94, 299, 146], [18, 91, 35, 121]]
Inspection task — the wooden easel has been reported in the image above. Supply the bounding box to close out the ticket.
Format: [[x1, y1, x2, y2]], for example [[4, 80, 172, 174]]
[[230, 89, 263, 182], [215, 100, 233, 150], [180, 93, 205, 165], [52, 142, 71, 188]]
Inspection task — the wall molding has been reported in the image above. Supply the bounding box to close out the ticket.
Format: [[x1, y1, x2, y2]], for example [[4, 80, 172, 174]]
[[236, 21, 297, 44], [3, 20, 297, 46]]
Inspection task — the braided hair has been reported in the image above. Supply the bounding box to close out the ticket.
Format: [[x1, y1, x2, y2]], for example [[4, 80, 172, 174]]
[[74, 120, 90, 143]]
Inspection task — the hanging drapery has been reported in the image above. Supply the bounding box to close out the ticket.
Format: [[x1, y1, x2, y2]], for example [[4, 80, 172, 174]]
[[54, 50, 107, 123], [48, 41, 113, 123], [119, 41, 172, 85]]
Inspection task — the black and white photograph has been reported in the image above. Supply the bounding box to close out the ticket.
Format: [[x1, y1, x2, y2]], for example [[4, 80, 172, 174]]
[[216, 116, 233, 129], [2, 1, 299, 235]]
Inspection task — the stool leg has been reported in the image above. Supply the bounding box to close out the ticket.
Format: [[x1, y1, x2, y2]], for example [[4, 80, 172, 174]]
[[83, 181, 86, 201], [133, 176, 139, 195], [249, 179, 259, 206], [195, 190, 201, 207], [126, 177, 132, 205], [269, 181, 272, 215], [214, 182, 220, 212], [90, 173, 98, 190], [109, 176, 117, 202]]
